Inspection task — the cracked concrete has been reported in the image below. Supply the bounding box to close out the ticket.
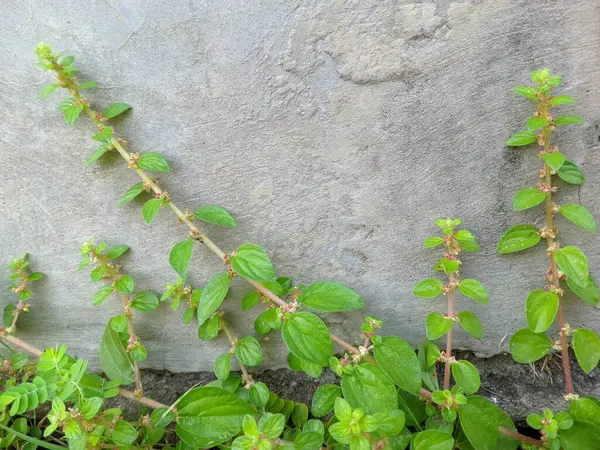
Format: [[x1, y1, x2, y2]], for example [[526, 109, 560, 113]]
[[1, 0, 600, 392]]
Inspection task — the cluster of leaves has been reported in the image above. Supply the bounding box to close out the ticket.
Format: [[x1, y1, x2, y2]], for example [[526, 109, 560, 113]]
[[3, 254, 44, 334]]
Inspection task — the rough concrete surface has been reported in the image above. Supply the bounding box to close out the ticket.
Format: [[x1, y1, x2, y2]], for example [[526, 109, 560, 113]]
[[1, 0, 600, 389]]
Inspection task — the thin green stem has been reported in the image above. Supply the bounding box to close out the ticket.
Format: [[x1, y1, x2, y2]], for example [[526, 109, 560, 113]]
[[218, 316, 253, 387], [443, 274, 455, 390]]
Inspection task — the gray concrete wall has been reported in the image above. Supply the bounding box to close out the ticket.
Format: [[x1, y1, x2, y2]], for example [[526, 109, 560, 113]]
[[1, 0, 599, 372]]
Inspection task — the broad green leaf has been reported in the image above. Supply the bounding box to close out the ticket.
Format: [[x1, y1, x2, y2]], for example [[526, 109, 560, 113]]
[[300, 358, 323, 378], [281, 312, 333, 366], [568, 398, 600, 428], [557, 161, 584, 185], [426, 312, 453, 340], [497, 224, 541, 254], [458, 396, 500, 450], [294, 431, 322, 450], [559, 204, 596, 232], [40, 83, 60, 99], [439, 258, 459, 274], [105, 244, 129, 259], [85, 145, 109, 166], [424, 237, 444, 248], [310, 384, 341, 417], [298, 282, 364, 312], [169, 239, 194, 280], [458, 279, 488, 304], [550, 95, 575, 106], [131, 291, 159, 312], [559, 421, 600, 449], [572, 328, 600, 374], [194, 205, 237, 228], [413, 279, 444, 298], [259, 413, 286, 439], [198, 315, 219, 341], [525, 290, 558, 333], [119, 182, 145, 206], [341, 363, 398, 414], [248, 382, 269, 407], [114, 275, 134, 294], [542, 152, 566, 172], [554, 115, 584, 126], [241, 292, 260, 311], [230, 244, 276, 283], [373, 336, 421, 395], [554, 246, 589, 286], [235, 336, 263, 366], [567, 275, 599, 306], [451, 360, 480, 394], [254, 308, 280, 335], [513, 187, 546, 210], [214, 353, 231, 380], [291, 403, 309, 428], [412, 430, 453, 450], [513, 86, 537, 99], [137, 152, 170, 172], [142, 198, 162, 224], [457, 311, 484, 339], [509, 329, 552, 363], [197, 272, 231, 325], [98, 324, 134, 384], [103, 102, 131, 119], [506, 130, 537, 147], [93, 286, 113, 306], [175, 386, 255, 448]]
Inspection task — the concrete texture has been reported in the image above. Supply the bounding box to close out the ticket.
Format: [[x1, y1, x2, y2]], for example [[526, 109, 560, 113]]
[[1, 0, 600, 375]]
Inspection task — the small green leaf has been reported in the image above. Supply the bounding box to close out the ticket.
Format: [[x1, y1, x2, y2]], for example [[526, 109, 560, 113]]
[[241, 292, 260, 311], [131, 291, 160, 312], [525, 290, 559, 333], [373, 336, 422, 395], [458, 279, 488, 304], [440, 258, 459, 274], [248, 382, 269, 407], [64, 104, 84, 126], [194, 205, 237, 228], [426, 312, 453, 340], [230, 244, 276, 283], [557, 161, 585, 185], [119, 182, 145, 206], [93, 286, 113, 306], [412, 430, 453, 450], [142, 198, 162, 224], [554, 246, 589, 286], [291, 403, 309, 428], [103, 102, 131, 119], [554, 115, 584, 126], [311, 384, 341, 417], [550, 95, 575, 106], [197, 272, 231, 325], [513, 86, 537, 99], [40, 83, 59, 100], [497, 224, 541, 254], [424, 237, 444, 248], [559, 204, 596, 232], [510, 329, 552, 363], [457, 311, 484, 339], [110, 315, 127, 333], [198, 315, 219, 341], [413, 279, 444, 298], [543, 152, 566, 172], [98, 323, 134, 385], [235, 336, 263, 366], [259, 413, 286, 439], [298, 282, 364, 312], [572, 328, 600, 374], [137, 153, 170, 172], [506, 130, 537, 147], [85, 144, 110, 166], [169, 239, 194, 280], [114, 275, 134, 294], [567, 274, 599, 306], [527, 116, 548, 130], [214, 353, 231, 380], [513, 187, 546, 210], [79, 81, 98, 90], [281, 312, 333, 366], [105, 244, 129, 259], [451, 360, 480, 394]]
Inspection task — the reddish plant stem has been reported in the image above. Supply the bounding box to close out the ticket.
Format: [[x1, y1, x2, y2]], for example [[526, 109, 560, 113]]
[[443, 274, 455, 390]]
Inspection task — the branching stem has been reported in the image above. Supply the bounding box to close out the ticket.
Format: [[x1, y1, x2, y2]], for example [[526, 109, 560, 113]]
[[218, 316, 253, 387], [443, 274, 455, 390]]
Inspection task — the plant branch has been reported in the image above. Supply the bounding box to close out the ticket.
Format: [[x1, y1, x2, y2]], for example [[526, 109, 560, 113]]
[[443, 274, 455, 390], [218, 316, 253, 387]]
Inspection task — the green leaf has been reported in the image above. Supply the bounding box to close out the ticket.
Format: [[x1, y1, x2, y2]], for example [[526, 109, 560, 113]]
[[451, 360, 480, 394], [175, 386, 255, 448], [241, 292, 260, 311], [497, 224, 541, 254], [103, 102, 131, 119], [413, 279, 444, 298], [525, 290, 559, 333], [550, 95, 575, 106], [513, 187, 546, 210], [198, 315, 219, 341], [568, 398, 600, 428], [109, 314, 127, 334], [310, 384, 341, 417], [439, 258, 459, 275], [559, 204, 596, 232], [98, 323, 134, 384], [142, 198, 162, 224], [341, 363, 398, 414], [458, 279, 488, 304], [572, 328, 600, 374], [458, 396, 500, 450], [294, 431, 322, 450], [557, 161, 585, 185], [79, 81, 98, 90], [114, 275, 134, 294], [169, 239, 194, 280], [40, 83, 60, 99], [105, 244, 129, 259], [3, 304, 15, 328], [554, 115, 584, 126], [373, 336, 422, 395], [424, 237, 444, 248], [194, 205, 237, 228], [230, 244, 276, 283], [197, 272, 231, 325], [281, 312, 333, 366], [426, 312, 453, 340], [513, 86, 537, 99], [0, 423, 64, 450], [554, 246, 589, 286], [131, 291, 159, 312], [559, 421, 600, 450], [214, 353, 231, 380], [235, 336, 263, 366], [119, 182, 145, 206], [248, 382, 269, 407], [543, 152, 566, 172], [259, 413, 286, 439], [506, 130, 537, 147], [298, 282, 364, 312], [457, 311, 484, 339], [509, 328, 552, 363], [64, 104, 84, 126], [137, 152, 170, 172], [412, 430, 453, 450], [292, 403, 309, 428], [527, 116, 548, 130], [567, 274, 599, 306], [93, 286, 113, 306]]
